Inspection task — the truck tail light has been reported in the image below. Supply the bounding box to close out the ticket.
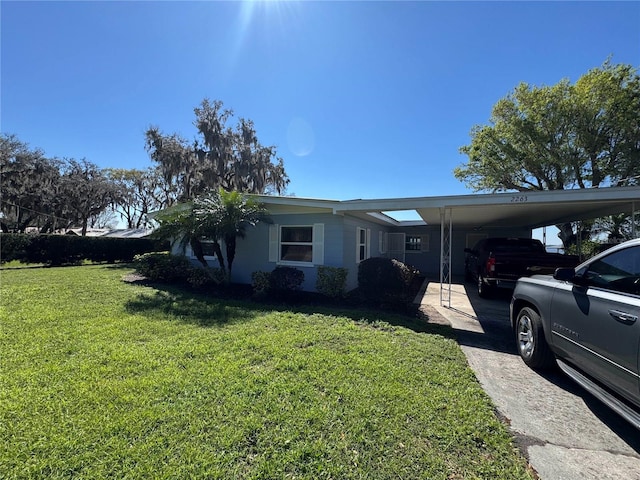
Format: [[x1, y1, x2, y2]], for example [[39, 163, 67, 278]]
[[486, 257, 496, 275]]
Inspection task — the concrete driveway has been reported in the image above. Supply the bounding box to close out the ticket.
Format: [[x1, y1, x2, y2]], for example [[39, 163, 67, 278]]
[[417, 279, 640, 480]]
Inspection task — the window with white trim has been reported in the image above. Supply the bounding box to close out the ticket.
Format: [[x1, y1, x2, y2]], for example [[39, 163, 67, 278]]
[[201, 240, 217, 258], [379, 231, 388, 254], [406, 235, 429, 252], [281, 226, 313, 262], [188, 238, 219, 262], [357, 227, 371, 263], [269, 224, 324, 265]]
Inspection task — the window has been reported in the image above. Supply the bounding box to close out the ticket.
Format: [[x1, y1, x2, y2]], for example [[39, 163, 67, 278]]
[[269, 224, 324, 265], [406, 235, 429, 252], [357, 228, 370, 263], [188, 238, 218, 262], [581, 245, 640, 295], [379, 231, 388, 254], [201, 240, 217, 257], [280, 226, 313, 262]]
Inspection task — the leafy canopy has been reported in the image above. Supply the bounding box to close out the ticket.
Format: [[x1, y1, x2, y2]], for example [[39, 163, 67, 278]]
[[153, 188, 268, 279], [145, 99, 289, 202], [455, 61, 640, 192]]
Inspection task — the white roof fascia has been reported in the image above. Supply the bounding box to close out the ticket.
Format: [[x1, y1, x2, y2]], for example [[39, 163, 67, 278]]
[[335, 186, 640, 212]]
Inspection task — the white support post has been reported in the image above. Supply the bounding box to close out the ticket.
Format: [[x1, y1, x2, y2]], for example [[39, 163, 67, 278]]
[[439, 207, 452, 308]]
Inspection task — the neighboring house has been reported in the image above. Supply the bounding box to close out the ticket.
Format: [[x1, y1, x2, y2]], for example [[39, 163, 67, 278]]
[[170, 187, 640, 293], [65, 228, 111, 237], [101, 228, 154, 239], [63, 228, 153, 238]]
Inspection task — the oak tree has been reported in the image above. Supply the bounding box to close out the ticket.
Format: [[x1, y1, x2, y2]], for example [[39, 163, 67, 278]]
[[145, 99, 289, 203], [455, 61, 640, 246]]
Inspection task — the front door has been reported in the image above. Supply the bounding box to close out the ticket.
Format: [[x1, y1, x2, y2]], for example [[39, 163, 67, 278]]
[[388, 233, 405, 263]]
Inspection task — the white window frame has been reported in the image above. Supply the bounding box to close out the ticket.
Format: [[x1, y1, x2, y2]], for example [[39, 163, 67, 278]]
[[379, 231, 388, 254], [187, 238, 220, 263], [356, 227, 371, 263], [405, 234, 430, 252], [269, 224, 324, 266]]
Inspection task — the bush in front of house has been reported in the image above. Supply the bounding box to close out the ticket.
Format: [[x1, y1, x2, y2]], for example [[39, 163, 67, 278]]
[[316, 266, 348, 298], [186, 265, 225, 288], [357, 257, 419, 302], [251, 266, 305, 299], [133, 252, 224, 288], [133, 252, 192, 282], [251, 271, 271, 299], [270, 266, 305, 293]]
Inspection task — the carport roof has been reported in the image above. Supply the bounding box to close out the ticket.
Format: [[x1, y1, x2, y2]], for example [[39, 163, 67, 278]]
[[257, 186, 640, 229]]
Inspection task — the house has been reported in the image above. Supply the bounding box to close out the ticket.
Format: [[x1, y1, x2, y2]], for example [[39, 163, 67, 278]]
[[65, 228, 111, 237], [101, 228, 154, 238], [171, 186, 640, 295]]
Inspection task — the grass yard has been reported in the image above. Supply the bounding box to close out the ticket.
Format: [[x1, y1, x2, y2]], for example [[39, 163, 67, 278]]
[[0, 265, 534, 479]]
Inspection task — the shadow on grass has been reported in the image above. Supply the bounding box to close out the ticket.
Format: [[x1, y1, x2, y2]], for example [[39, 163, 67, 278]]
[[124, 284, 261, 328], [123, 277, 454, 338]]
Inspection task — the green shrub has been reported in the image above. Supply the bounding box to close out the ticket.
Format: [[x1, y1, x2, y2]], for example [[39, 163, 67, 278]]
[[357, 257, 419, 301], [316, 266, 348, 298], [270, 266, 304, 292], [0, 233, 167, 266], [0, 233, 32, 263], [27, 234, 83, 266], [133, 252, 224, 288], [187, 266, 225, 288], [251, 271, 271, 298], [565, 239, 601, 261], [133, 252, 192, 282]]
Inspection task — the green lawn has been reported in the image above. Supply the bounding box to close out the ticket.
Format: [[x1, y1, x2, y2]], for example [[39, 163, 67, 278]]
[[0, 265, 534, 479]]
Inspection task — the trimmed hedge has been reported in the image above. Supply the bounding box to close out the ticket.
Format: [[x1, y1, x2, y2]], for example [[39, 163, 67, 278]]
[[133, 252, 224, 288], [0, 233, 168, 266], [316, 266, 348, 298], [250, 266, 305, 300], [0, 234, 32, 263], [358, 257, 419, 302], [270, 266, 305, 292]]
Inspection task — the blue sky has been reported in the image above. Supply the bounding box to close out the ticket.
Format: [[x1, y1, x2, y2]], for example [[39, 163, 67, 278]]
[[3, 1, 640, 207]]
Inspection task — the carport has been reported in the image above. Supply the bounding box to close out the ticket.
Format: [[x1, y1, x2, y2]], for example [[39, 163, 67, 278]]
[[336, 186, 640, 307]]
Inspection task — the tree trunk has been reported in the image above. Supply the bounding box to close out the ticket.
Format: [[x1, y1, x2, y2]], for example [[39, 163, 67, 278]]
[[190, 238, 208, 267], [225, 234, 236, 279], [212, 240, 226, 276], [556, 223, 575, 248]]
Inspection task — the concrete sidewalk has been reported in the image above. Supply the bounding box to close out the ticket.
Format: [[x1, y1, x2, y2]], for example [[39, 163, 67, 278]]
[[415, 279, 640, 480]]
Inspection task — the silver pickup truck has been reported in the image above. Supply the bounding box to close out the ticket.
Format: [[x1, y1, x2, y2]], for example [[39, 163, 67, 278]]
[[510, 238, 640, 429]]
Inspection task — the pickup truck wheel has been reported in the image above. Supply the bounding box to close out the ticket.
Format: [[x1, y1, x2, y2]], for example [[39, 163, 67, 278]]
[[515, 307, 555, 369], [477, 275, 493, 298]]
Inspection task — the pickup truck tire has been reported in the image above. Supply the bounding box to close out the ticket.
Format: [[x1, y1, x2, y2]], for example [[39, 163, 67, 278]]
[[515, 307, 556, 369], [477, 274, 494, 298]]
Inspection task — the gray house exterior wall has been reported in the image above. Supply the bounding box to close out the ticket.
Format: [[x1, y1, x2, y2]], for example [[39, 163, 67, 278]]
[[164, 186, 640, 293], [176, 210, 532, 292]]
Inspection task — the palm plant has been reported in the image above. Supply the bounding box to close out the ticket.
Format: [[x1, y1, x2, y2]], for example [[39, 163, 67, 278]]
[[222, 189, 268, 277], [152, 188, 268, 281], [151, 201, 213, 268]]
